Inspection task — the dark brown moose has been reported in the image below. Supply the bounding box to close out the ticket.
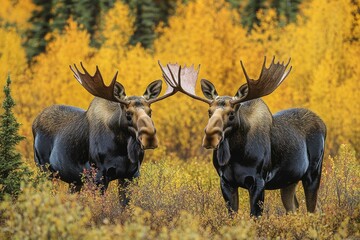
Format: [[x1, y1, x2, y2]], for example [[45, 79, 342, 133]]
[[168, 57, 326, 217], [32, 62, 178, 205]]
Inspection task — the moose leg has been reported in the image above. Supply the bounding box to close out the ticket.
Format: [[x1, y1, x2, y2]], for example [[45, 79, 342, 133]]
[[68, 183, 82, 194], [220, 178, 239, 215], [302, 150, 324, 213], [100, 181, 110, 195], [302, 135, 325, 212], [246, 176, 265, 217], [118, 179, 131, 207], [302, 170, 322, 212], [280, 183, 298, 212], [95, 170, 109, 195]]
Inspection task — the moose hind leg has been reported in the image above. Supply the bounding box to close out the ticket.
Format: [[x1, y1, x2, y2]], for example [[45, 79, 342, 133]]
[[302, 151, 324, 212], [280, 183, 298, 212], [302, 171, 322, 212], [303, 133, 325, 212]]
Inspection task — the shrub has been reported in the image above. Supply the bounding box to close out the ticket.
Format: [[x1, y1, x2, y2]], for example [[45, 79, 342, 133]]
[[0, 181, 91, 239]]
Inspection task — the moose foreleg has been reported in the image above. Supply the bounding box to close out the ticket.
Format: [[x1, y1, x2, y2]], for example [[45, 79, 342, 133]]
[[220, 178, 239, 215], [68, 183, 82, 194], [118, 179, 131, 208], [246, 176, 265, 217]]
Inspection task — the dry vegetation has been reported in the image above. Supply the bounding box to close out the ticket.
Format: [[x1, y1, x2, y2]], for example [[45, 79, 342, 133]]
[[0, 145, 359, 239]]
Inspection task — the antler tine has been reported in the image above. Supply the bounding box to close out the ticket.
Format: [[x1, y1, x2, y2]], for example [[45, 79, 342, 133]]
[[230, 57, 292, 105], [146, 61, 178, 104], [70, 63, 129, 105], [167, 63, 180, 88], [177, 64, 182, 88], [158, 61, 176, 88], [177, 64, 212, 104]]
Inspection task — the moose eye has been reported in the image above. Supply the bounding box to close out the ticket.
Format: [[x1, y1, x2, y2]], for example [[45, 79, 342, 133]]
[[208, 110, 212, 118], [228, 111, 235, 121], [148, 110, 152, 117]]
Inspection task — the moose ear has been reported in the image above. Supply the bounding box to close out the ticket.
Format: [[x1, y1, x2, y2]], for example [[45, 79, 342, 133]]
[[234, 84, 248, 99], [114, 82, 127, 99], [201, 79, 218, 100], [143, 80, 162, 100]]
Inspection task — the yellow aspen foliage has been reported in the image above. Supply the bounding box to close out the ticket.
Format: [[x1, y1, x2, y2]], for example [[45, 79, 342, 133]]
[[99, 1, 134, 54], [94, 1, 135, 78], [153, 0, 250, 158], [94, 0, 155, 96], [6, 0, 358, 159], [0, 0, 36, 31], [30, 18, 96, 109], [0, 27, 29, 158], [0, 28, 28, 92], [246, 9, 295, 111], [154, 0, 247, 89], [284, 0, 360, 154], [18, 18, 96, 158]]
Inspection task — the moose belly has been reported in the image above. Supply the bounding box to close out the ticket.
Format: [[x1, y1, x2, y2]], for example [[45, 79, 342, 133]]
[[265, 156, 309, 190], [49, 153, 91, 184]]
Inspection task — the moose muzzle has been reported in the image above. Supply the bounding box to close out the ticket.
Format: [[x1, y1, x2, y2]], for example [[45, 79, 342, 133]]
[[137, 113, 158, 149], [202, 110, 224, 149]]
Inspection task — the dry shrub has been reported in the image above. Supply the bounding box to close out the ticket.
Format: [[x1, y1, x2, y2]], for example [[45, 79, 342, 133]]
[[75, 166, 124, 226], [0, 181, 91, 239], [0, 144, 358, 239], [128, 157, 229, 234]]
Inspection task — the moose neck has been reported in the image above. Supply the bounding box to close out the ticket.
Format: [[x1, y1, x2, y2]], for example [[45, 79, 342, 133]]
[[229, 99, 273, 150], [87, 97, 125, 132], [86, 97, 144, 163]]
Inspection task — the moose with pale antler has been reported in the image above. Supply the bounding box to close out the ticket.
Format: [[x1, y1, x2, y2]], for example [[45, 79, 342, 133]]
[[165, 57, 326, 217], [32, 63, 177, 205]]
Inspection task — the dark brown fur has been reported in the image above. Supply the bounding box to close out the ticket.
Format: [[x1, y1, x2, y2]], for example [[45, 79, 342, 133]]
[[33, 80, 163, 205], [202, 95, 326, 217]]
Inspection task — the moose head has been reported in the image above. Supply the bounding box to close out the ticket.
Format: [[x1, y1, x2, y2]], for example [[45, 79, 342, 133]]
[[70, 63, 179, 150], [160, 57, 292, 150]]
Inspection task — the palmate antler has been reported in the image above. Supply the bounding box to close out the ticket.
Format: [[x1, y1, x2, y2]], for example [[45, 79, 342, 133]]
[[160, 57, 292, 106], [70, 62, 130, 105], [146, 62, 182, 104], [157, 61, 212, 104], [230, 56, 292, 105], [70, 62, 179, 105]]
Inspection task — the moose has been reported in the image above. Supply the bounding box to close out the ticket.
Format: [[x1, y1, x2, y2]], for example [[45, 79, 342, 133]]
[[166, 57, 326, 217], [32, 62, 177, 205]]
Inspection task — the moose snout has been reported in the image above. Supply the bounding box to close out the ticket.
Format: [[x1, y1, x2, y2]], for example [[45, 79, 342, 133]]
[[137, 115, 158, 149], [202, 134, 222, 149], [202, 115, 224, 149]]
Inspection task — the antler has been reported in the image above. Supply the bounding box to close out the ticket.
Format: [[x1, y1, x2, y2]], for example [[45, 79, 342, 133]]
[[146, 62, 179, 104], [230, 56, 292, 105], [157, 61, 212, 105], [70, 62, 130, 105]]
